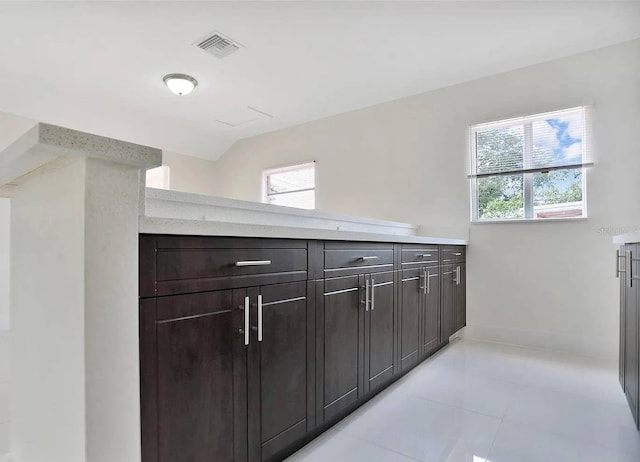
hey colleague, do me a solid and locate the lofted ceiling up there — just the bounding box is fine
[0,2,638,161]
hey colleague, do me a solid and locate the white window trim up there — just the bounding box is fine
[469,107,590,223]
[262,161,316,206]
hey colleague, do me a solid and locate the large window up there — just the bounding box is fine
[263,162,315,209]
[470,107,590,222]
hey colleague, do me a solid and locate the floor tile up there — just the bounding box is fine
[398,366,517,418]
[339,394,500,462]
[503,383,640,458]
[286,431,419,462]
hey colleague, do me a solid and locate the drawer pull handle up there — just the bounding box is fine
[454,252,462,256]
[418,254,432,258]
[235,260,272,267]
[359,256,378,261]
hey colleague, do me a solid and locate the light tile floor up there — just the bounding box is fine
[286,339,640,462]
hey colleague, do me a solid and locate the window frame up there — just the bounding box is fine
[469,107,590,223]
[262,161,316,209]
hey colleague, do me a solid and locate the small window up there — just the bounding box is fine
[146,165,170,189]
[470,107,590,222]
[263,162,315,209]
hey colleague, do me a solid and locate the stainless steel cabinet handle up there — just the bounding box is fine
[427,270,431,295]
[616,249,620,278]
[370,277,375,311]
[362,278,370,311]
[359,256,378,261]
[244,296,250,346]
[627,250,633,288]
[421,270,427,294]
[257,295,263,342]
[418,253,432,258]
[453,266,460,285]
[454,252,462,256]
[235,260,272,267]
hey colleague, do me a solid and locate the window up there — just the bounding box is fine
[263,162,315,209]
[470,107,590,222]
[146,165,170,189]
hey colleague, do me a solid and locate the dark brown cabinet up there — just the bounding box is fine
[139,291,248,462]
[440,264,457,343]
[315,275,364,422]
[399,265,441,370]
[399,267,422,370]
[455,263,467,332]
[140,235,468,461]
[247,281,316,461]
[362,271,396,393]
[619,244,639,429]
[315,270,396,423]
[422,266,441,357]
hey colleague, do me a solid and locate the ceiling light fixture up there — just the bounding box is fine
[163,73,198,96]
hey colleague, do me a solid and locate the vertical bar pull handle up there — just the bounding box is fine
[370,278,375,311]
[616,249,620,278]
[362,278,370,311]
[423,270,428,295]
[627,250,633,288]
[244,296,250,346]
[257,294,263,342]
[427,270,431,295]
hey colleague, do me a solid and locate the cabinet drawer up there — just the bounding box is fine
[140,235,308,296]
[441,245,465,263]
[323,241,394,277]
[401,245,439,267]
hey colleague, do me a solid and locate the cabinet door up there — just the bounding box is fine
[440,264,457,344]
[619,247,626,389]
[455,263,466,331]
[364,271,396,392]
[623,244,639,426]
[399,268,421,370]
[140,290,248,462]
[247,281,315,461]
[316,276,364,423]
[422,266,440,357]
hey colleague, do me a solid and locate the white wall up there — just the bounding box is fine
[209,39,640,360]
[0,199,8,331]
[162,150,220,196]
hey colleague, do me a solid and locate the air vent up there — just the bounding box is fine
[194,31,242,59]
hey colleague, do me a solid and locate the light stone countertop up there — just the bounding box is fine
[140,216,468,245]
[141,189,468,245]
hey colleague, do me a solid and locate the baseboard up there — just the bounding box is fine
[461,324,618,363]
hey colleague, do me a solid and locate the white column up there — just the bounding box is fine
[1,124,161,462]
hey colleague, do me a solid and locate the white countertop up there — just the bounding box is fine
[613,231,640,245]
[141,189,468,245]
[140,217,468,245]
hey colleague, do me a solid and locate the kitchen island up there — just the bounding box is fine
[139,189,468,462]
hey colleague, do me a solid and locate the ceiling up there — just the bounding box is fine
[0,2,638,161]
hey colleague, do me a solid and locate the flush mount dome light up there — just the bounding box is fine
[163,73,198,96]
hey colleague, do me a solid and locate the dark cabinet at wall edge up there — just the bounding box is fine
[139,235,467,462]
[618,244,640,431]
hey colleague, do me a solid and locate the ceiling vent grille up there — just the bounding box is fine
[194,31,242,58]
